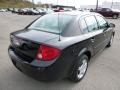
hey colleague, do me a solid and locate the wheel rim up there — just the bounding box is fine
[113,15,117,19]
[77,59,88,79]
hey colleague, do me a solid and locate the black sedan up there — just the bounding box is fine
[8,11,115,82]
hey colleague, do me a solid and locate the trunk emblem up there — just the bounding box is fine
[12,37,24,47]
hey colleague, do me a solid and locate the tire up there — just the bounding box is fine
[106,35,114,47]
[113,15,118,19]
[69,55,89,82]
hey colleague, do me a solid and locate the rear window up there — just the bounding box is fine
[28,14,74,34]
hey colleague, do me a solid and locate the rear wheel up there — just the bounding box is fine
[69,55,89,82]
[113,15,118,19]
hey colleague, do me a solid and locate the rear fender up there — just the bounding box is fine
[78,48,88,57]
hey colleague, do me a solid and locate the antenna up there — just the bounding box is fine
[57,0,61,41]
[58,13,61,41]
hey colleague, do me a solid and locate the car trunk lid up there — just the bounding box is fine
[10,29,58,62]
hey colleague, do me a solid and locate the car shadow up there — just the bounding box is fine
[89,47,109,66]
[2,62,80,90]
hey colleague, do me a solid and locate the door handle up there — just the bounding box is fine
[91,38,95,43]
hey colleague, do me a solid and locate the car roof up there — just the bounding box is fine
[47,11,102,37]
[51,11,99,17]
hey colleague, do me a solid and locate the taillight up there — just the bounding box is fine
[36,45,61,61]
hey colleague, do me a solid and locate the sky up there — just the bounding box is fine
[30,0,119,7]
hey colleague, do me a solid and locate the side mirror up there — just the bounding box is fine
[109,23,115,28]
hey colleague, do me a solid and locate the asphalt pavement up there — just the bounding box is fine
[0,12,120,90]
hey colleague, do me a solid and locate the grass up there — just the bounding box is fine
[0,1,33,8]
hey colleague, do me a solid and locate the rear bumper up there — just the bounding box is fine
[8,48,68,82]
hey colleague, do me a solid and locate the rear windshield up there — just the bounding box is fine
[28,14,74,34]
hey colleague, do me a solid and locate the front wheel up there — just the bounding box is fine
[106,35,114,47]
[69,55,89,82]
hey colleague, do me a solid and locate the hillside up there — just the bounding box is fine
[0,0,33,8]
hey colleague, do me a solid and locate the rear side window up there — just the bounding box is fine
[85,16,98,32]
[79,19,88,33]
[96,16,108,29]
[102,8,107,12]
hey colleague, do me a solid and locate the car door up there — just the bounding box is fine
[95,15,113,46]
[84,15,105,54]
